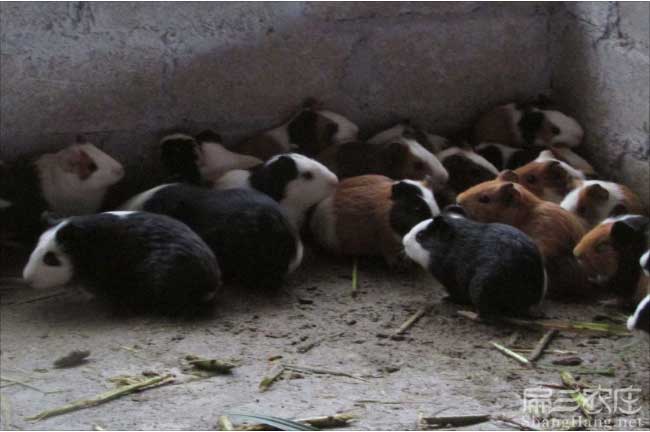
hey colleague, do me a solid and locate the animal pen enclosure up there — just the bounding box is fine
[0,2,648,431]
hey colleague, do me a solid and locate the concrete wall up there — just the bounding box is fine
[0,2,551,195]
[550,2,649,205]
[1,2,648,204]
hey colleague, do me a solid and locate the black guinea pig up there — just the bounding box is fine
[22,211,221,315]
[121,184,303,289]
[627,251,650,337]
[402,207,546,316]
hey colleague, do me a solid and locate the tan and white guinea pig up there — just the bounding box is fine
[367,121,450,154]
[561,180,645,228]
[513,151,585,203]
[316,138,449,188]
[574,215,649,304]
[234,99,359,160]
[310,174,440,267]
[457,171,590,298]
[473,103,584,148]
[161,131,262,184]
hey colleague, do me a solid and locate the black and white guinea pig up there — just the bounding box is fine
[402,207,546,316]
[474,142,543,170]
[234,99,359,160]
[367,122,450,154]
[316,137,449,188]
[0,141,124,244]
[160,132,262,184]
[213,153,338,229]
[310,175,439,267]
[121,184,302,289]
[22,211,221,315]
[473,103,584,148]
[435,146,499,194]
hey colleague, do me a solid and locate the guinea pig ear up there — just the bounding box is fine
[498,182,520,205]
[195,130,222,143]
[498,170,519,183]
[391,181,418,201]
[443,204,466,217]
[586,184,609,201]
[58,147,95,179]
[611,216,650,244]
[288,110,318,146]
[544,160,568,178]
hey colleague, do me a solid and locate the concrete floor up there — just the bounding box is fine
[0,248,648,430]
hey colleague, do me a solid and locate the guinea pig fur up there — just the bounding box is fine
[0,142,124,243]
[474,142,543,171]
[234,100,359,160]
[436,146,499,194]
[160,132,262,184]
[561,180,645,228]
[310,174,439,267]
[121,184,303,289]
[213,153,338,229]
[627,294,650,337]
[513,156,585,203]
[367,122,450,154]
[402,211,546,316]
[316,138,449,187]
[22,211,221,315]
[457,172,590,298]
[473,103,584,148]
[574,215,650,304]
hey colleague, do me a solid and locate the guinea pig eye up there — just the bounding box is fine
[416,230,426,242]
[578,206,586,215]
[551,126,560,135]
[301,171,314,180]
[525,174,537,184]
[43,251,61,267]
[478,195,491,204]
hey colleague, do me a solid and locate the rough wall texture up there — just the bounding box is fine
[550,2,649,205]
[1,2,648,204]
[0,2,551,196]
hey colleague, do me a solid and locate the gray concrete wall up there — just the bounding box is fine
[0,2,552,193]
[550,2,649,205]
[1,2,648,204]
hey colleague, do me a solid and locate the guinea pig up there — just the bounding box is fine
[435,147,499,194]
[627,294,650,337]
[22,211,221,315]
[474,142,543,170]
[573,215,649,304]
[513,155,585,203]
[160,131,261,184]
[473,103,584,148]
[0,141,124,244]
[234,99,359,160]
[316,138,449,187]
[457,172,590,298]
[561,180,645,228]
[367,122,450,154]
[310,174,439,267]
[121,184,302,289]
[402,208,546,316]
[213,153,338,229]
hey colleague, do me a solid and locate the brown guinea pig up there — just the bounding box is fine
[234,99,359,160]
[309,175,440,267]
[561,180,646,228]
[513,154,585,203]
[457,171,590,298]
[316,138,449,188]
[573,215,649,304]
[473,103,584,148]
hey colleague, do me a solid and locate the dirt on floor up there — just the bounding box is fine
[0,247,649,431]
